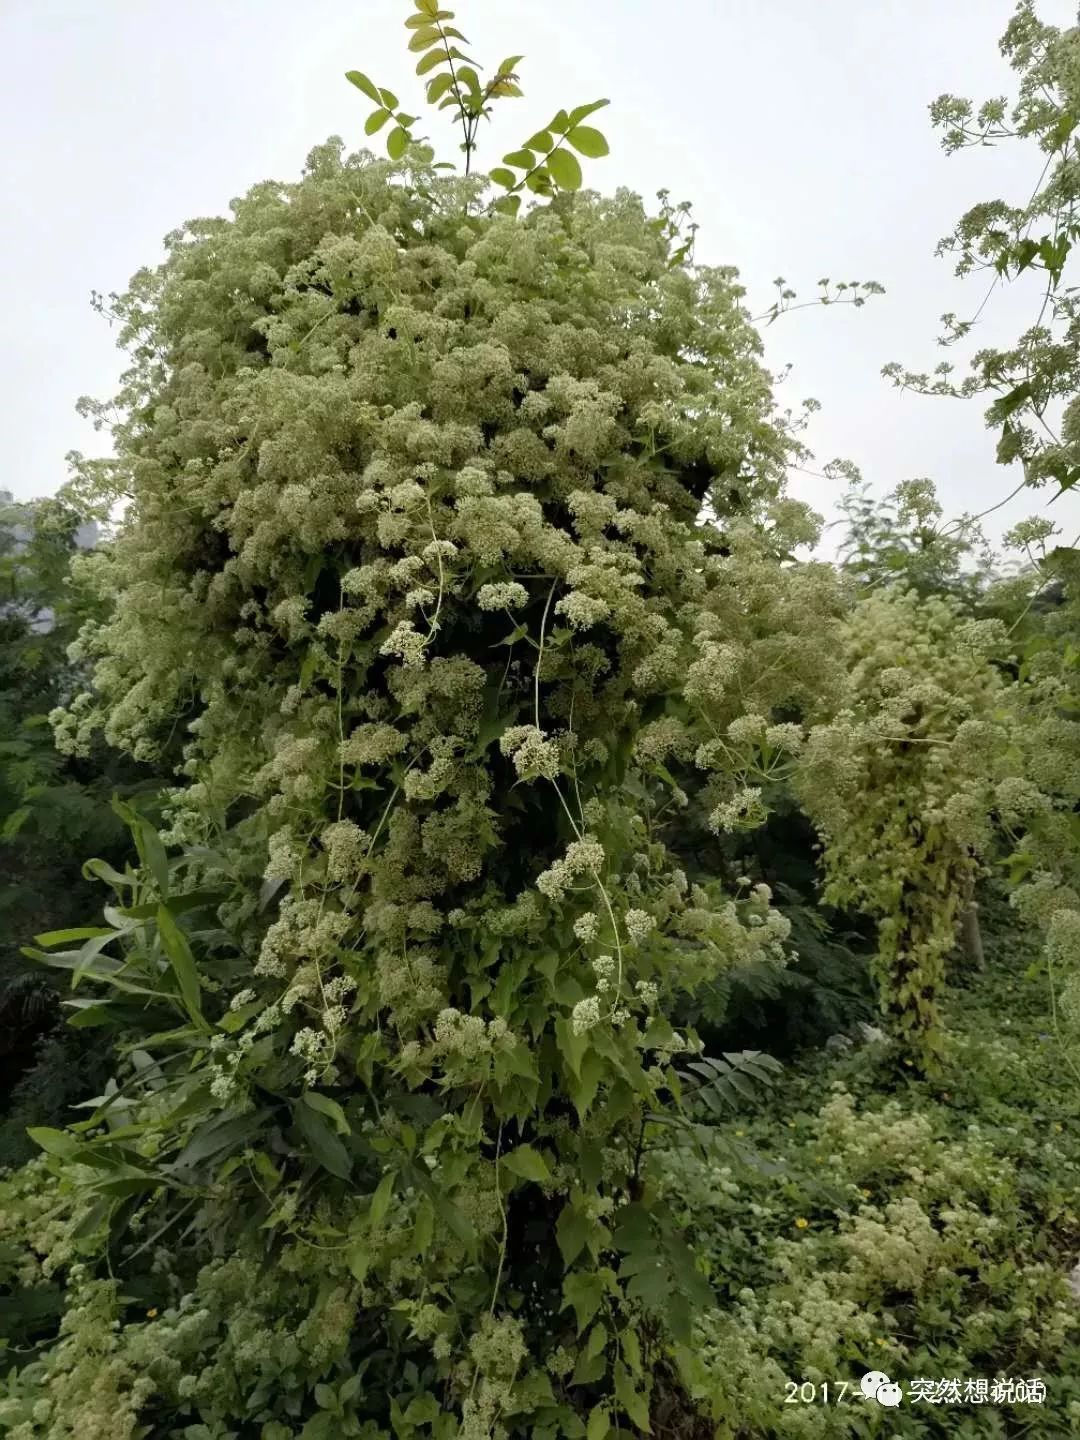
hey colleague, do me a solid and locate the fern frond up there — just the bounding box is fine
[681,1049,783,1117]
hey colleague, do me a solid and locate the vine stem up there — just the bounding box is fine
[1045,942,1080,1088]
[532,576,627,1006]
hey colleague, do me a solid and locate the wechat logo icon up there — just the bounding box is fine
[861,1371,903,1407]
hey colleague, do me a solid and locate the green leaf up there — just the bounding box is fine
[621,1256,669,1313]
[293,1100,352,1179]
[345,70,383,104]
[1,805,30,840]
[405,8,452,26]
[566,125,609,158]
[572,1321,609,1384]
[503,148,535,170]
[426,72,454,102]
[525,129,554,153]
[156,905,204,1026]
[172,1112,259,1171]
[546,148,583,191]
[34,926,113,947]
[370,1170,396,1228]
[71,1196,114,1239]
[27,1127,77,1159]
[82,857,135,889]
[586,1407,611,1440]
[416,49,447,76]
[556,1015,588,1079]
[217,999,263,1033]
[496,54,524,76]
[408,26,441,51]
[568,99,610,125]
[492,193,522,217]
[497,1040,539,1082]
[413,1194,435,1255]
[614,1364,651,1431]
[365,107,392,135]
[570,1049,604,1120]
[387,126,410,161]
[613,1203,653,1255]
[135,817,169,897]
[64,1001,113,1029]
[379,86,399,108]
[557,1201,591,1265]
[403,1396,441,1425]
[347,1242,370,1283]
[563,1270,606,1333]
[433,1193,478,1250]
[489,167,517,189]
[301,1091,351,1136]
[501,1143,551,1184]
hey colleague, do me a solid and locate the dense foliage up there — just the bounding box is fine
[0,496,148,1166]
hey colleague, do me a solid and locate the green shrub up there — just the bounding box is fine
[6,123,845,1435]
[660,917,1080,1436]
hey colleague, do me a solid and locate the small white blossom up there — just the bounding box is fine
[571,996,601,1035]
[477,581,529,611]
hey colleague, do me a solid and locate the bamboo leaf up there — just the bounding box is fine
[301,1091,351,1136]
[293,1099,352,1179]
[155,905,204,1026]
[34,926,114,946]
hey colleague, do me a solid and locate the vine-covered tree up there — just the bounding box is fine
[0,5,848,1423]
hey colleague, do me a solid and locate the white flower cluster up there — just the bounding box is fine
[573,912,599,942]
[624,908,655,944]
[380,620,428,668]
[476,581,528,611]
[320,820,371,883]
[709,785,766,834]
[433,1007,512,1060]
[592,953,616,994]
[536,836,606,901]
[554,590,611,631]
[571,996,601,1035]
[498,724,560,781]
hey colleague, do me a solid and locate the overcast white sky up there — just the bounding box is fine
[4,0,1079,554]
